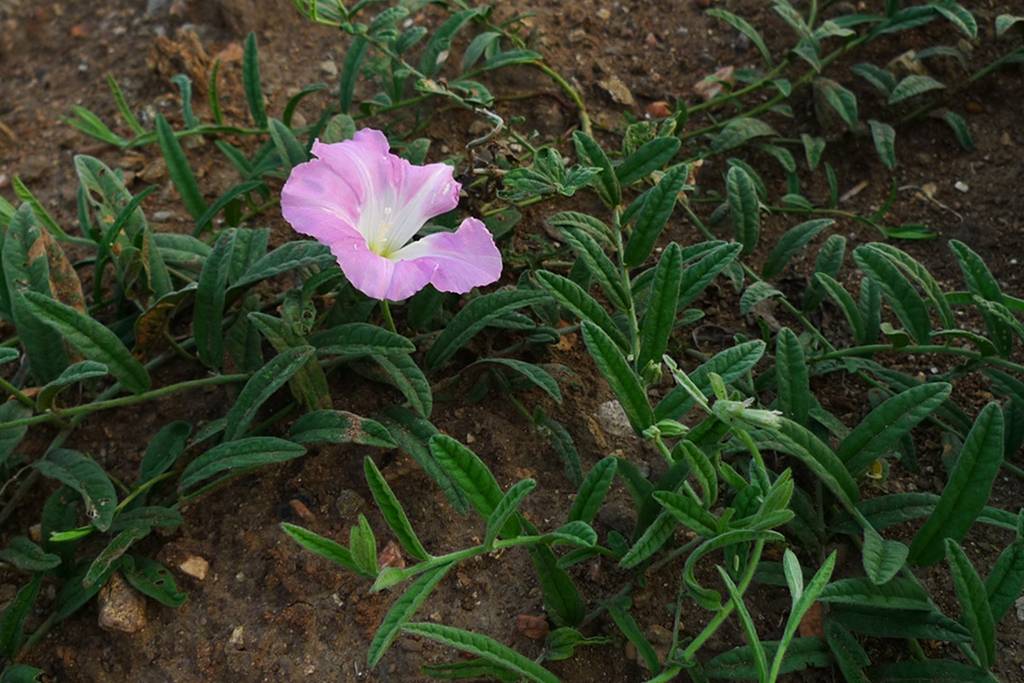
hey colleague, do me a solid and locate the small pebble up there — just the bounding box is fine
[179,555,209,581]
[954,181,969,193]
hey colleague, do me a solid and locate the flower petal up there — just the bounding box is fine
[326,222,434,302]
[391,218,502,294]
[378,160,461,254]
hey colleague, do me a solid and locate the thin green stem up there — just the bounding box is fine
[0,376,34,409]
[0,373,249,432]
[379,300,397,334]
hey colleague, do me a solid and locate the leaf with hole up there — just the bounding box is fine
[33,448,116,531]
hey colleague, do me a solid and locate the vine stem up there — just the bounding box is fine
[810,344,1024,375]
[531,62,592,135]
[0,376,34,409]
[379,300,398,334]
[0,373,249,432]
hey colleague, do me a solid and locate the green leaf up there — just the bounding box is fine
[762,219,832,279]
[179,437,306,492]
[677,242,742,309]
[862,528,909,585]
[853,245,931,343]
[932,0,977,38]
[137,421,191,485]
[545,211,614,248]
[985,534,1024,623]
[581,321,654,433]
[83,525,151,588]
[232,240,334,290]
[369,352,433,418]
[872,659,995,682]
[0,402,29,467]
[867,242,955,328]
[533,410,581,486]
[775,328,810,426]
[568,457,617,524]
[154,114,207,220]
[705,638,830,679]
[717,566,768,682]
[726,165,760,255]
[0,665,43,683]
[0,576,41,658]
[909,403,1004,565]
[675,440,718,507]
[815,273,866,341]
[368,562,452,667]
[655,340,766,420]
[36,360,108,412]
[771,551,837,679]
[193,229,236,369]
[839,382,952,476]
[559,228,629,311]
[0,537,60,572]
[711,117,777,153]
[685,530,786,609]
[615,137,681,186]
[889,75,945,104]
[33,448,117,531]
[869,119,897,169]
[242,32,267,126]
[288,410,395,448]
[121,555,187,607]
[825,621,870,683]
[281,522,359,574]
[950,239,1014,355]
[801,134,826,170]
[815,78,859,128]
[311,322,415,357]
[322,113,356,143]
[624,163,688,267]
[425,290,549,370]
[402,623,558,683]
[619,511,676,569]
[853,63,897,95]
[707,8,772,65]
[22,292,148,393]
[469,358,561,403]
[418,9,482,77]
[940,110,974,151]
[429,435,504,518]
[364,457,430,561]
[268,118,307,170]
[740,281,782,315]
[484,480,535,548]
[945,539,995,667]
[224,346,315,441]
[754,418,860,506]
[607,599,660,672]
[819,577,930,611]
[350,516,379,578]
[380,408,468,514]
[654,490,717,536]
[572,131,620,207]
[637,243,684,370]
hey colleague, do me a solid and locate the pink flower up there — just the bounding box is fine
[281,129,502,301]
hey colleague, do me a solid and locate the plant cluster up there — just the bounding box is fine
[0,1,1023,682]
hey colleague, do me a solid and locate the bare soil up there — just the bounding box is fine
[1,0,1023,681]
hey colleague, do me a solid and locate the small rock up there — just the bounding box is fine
[1015,596,1024,622]
[965,101,983,114]
[319,60,338,77]
[335,489,366,519]
[624,641,637,660]
[954,181,969,193]
[598,75,636,106]
[69,24,89,38]
[289,499,316,524]
[465,432,477,444]
[152,210,175,222]
[646,624,673,645]
[596,400,633,438]
[644,33,658,47]
[98,573,147,633]
[379,540,406,570]
[227,625,245,649]
[28,524,42,543]
[646,101,672,118]
[596,7,611,20]
[515,614,549,640]
[139,158,166,183]
[1001,131,1013,146]
[179,555,209,581]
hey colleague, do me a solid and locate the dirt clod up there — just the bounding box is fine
[515,614,549,640]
